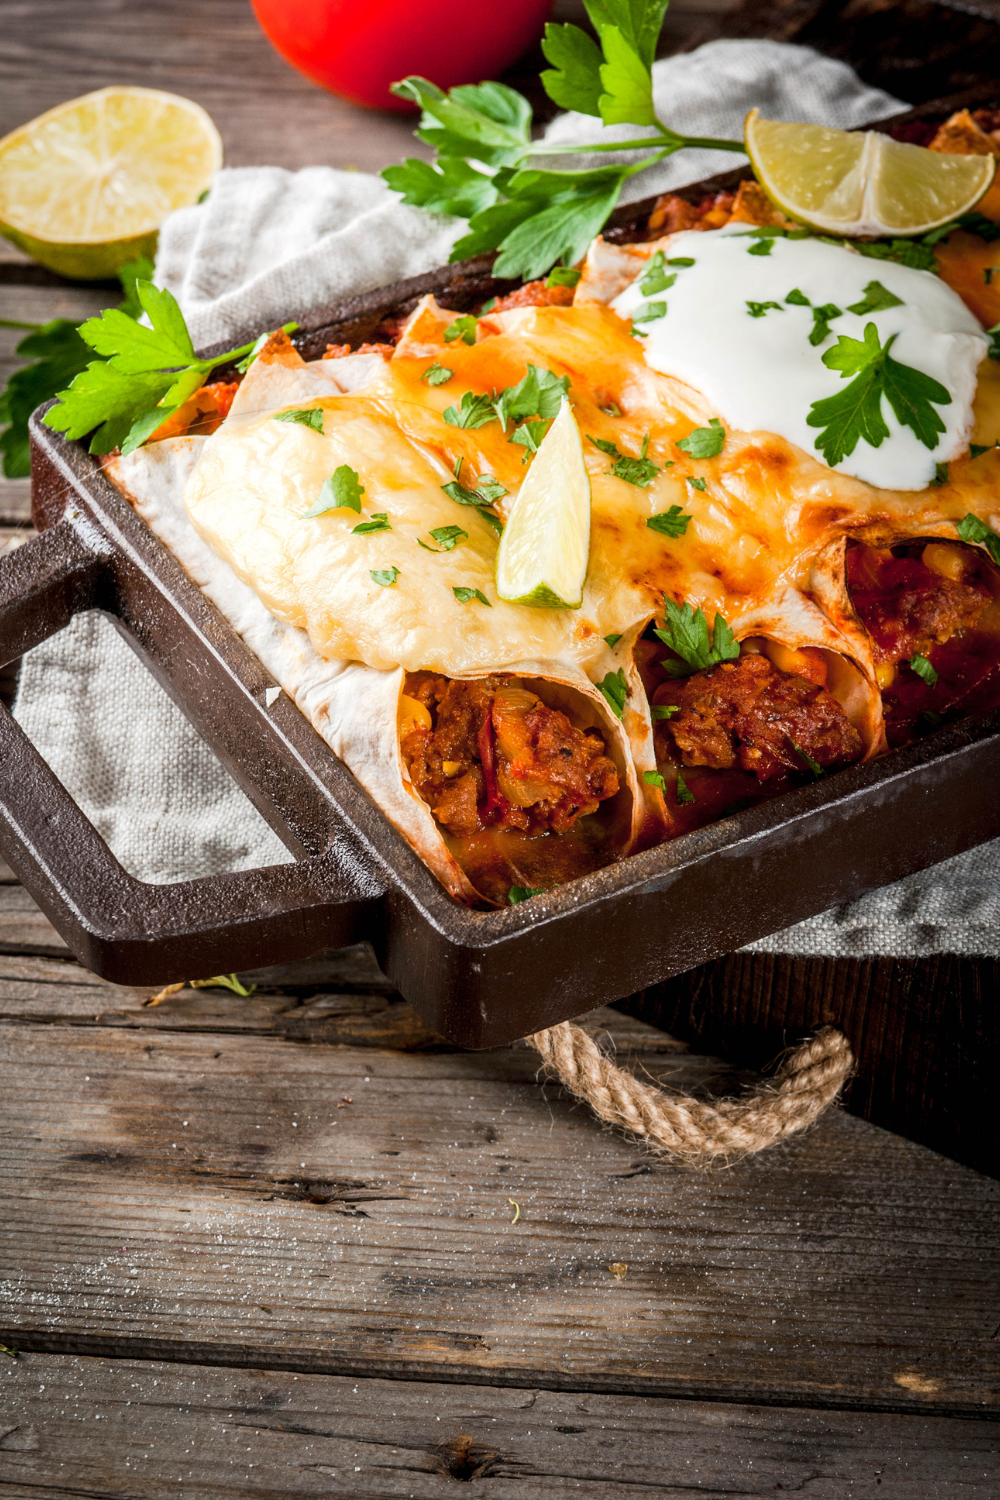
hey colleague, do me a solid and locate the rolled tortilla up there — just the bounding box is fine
[104,438,639,905]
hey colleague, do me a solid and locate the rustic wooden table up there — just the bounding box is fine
[1,2,999,1494]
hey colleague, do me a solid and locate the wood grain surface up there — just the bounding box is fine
[0,910,997,1421]
[0,1353,997,1498]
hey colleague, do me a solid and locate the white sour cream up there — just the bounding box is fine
[611,225,988,490]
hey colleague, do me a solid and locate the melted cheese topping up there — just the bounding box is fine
[612,226,988,490]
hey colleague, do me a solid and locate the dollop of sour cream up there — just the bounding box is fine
[611,225,988,490]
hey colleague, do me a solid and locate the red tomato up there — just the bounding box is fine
[250,0,553,113]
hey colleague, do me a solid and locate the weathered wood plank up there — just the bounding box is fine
[0,887,67,956]
[0,1353,997,1499]
[0,1007,996,1415]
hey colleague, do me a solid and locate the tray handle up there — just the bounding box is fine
[0,520,387,985]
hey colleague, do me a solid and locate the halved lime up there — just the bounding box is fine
[745,108,996,237]
[495,399,590,609]
[0,87,222,279]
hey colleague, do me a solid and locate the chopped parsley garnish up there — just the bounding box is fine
[650,703,679,719]
[546,265,580,288]
[647,505,691,538]
[667,256,695,267]
[508,885,546,904]
[970,442,997,458]
[930,462,949,486]
[441,477,506,531]
[676,417,724,458]
[444,315,477,345]
[510,418,551,459]
[643,769,666,790]
[353,512,391,535]
[846,280,904,316]
[422,362,453,385]
[588,432,660,488]
[957,512,1000,565]
[675,770,695,804]
[604,633,622,648]
[442,479,493,506]
[919,710,944,729]
[987,322,1000,361]
[453,585,491,605]
[418,524,467,552]
[633,300,667,323]
[747,238,773,257]
[790,740,823,778]
[370,567,399,586]
[443,390,495,429]
[909,653,939,686]
[640,251,677,296]
[274,406,324,432]
[808,303,843,347]
[806,322,951,468]
[597,668,628,718]
[493,364,569,428]
[785,288,810,306]
[600,402,622,417]
[746,300,783,319]
[473,475,508,504]
[302,464,364,516]
[478,510,504,536]
[686,476,707,492]
[654,598,739,676]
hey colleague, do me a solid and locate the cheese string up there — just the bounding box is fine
[525,1023,853,1165]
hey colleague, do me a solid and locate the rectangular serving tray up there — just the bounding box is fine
[5,89,1000,1049]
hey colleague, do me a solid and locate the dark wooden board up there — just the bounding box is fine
[0,941,997,1420]
[0,1353,997,1498]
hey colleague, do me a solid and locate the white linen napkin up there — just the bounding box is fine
[20,38,996,959]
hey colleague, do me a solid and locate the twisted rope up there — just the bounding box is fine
[526,1022,853,1166]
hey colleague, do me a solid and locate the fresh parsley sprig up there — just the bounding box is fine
[381,0,744,282]
[41,277,298,457]
[806,322,951,469]
[654,598,740,676]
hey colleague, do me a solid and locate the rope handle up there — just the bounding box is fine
[526,1022,854,1165]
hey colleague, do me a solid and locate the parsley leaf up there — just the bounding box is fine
[747,239,773,256]
[422,362,453,385]
[647,505,690,537]
[418,525,468,553]
[381,156,498,218]
[473,475,507,504]
[633,299,667,323]
[546,265,581,287]
[747,300,783,319]
[588,433,661,488]
[371,567,399,586]
[508,884,546,904]
[676,417,724,458]
[443,390,496,429]
[353,514,392,535]
[643,769,666,790]
[686,476,707,491]
[302,465,364,516]
[0,315,95,476]
[444,315,478,346]
[640,251,676,296]
[930,462,949,487]
[790,740,823,777]
[806,322,950,467]
[909,653,939,685]
[675,769,696,804]
[274,407,325,432]
[808,303,843,346]
[785,288,810,306]
[651,703,679,719]
[453,585,491,605]
[510,419,552,458]
[390,76,532,167]
[654,598,739,676]
[42,363,177,455]
[597,667,628,717]
[493,364,570,427]
[604,633,622,648]
[846,279,904,316]
[957,513,1000,566]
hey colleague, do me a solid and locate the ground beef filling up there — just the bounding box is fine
[401,676,619,837]
[653,654,861,782]
[846,544,990,664]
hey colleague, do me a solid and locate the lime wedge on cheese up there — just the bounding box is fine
[495,398,590,609]
[0,87,222,279]
[745,108,996,237]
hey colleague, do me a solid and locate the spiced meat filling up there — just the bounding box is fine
[653,653,861,782]
[401,674,619,837]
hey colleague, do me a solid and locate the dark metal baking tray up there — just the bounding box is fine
[3,90,999,1048]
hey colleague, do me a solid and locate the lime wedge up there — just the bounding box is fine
[0,86,222,279]
[495,398,590,609]
[745,108,996,237]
